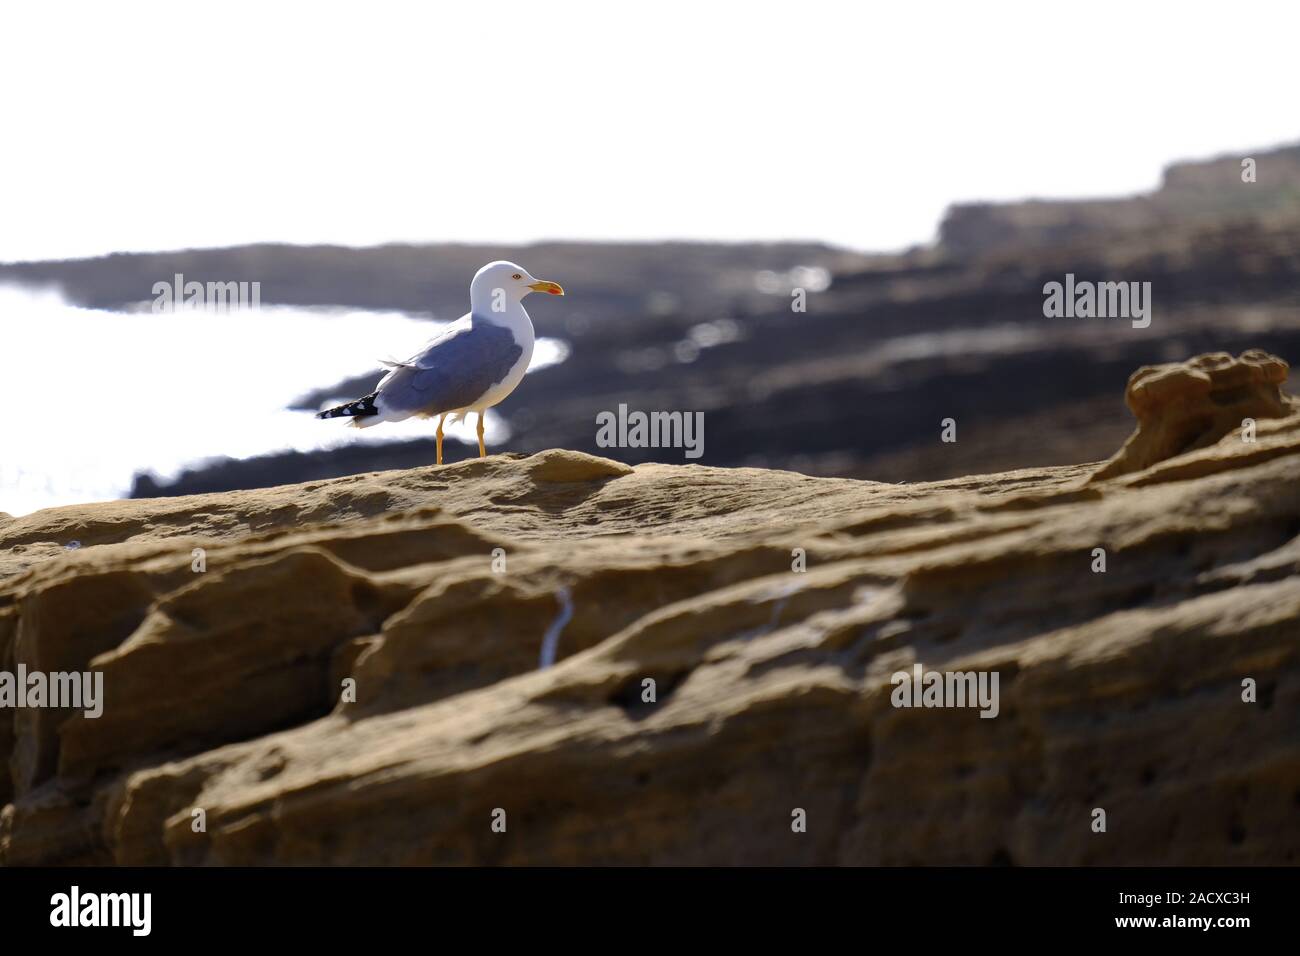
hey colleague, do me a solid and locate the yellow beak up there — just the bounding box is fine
[528,279,565,296]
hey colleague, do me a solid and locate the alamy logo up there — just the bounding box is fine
[890,664,1000,718]
[1042,273,1151,329]
[0,665,103,718]
[50,886,151,936]
[595,404,704,459]
[152,273,261,312]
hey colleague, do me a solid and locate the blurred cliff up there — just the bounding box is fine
[2,143,1299,494]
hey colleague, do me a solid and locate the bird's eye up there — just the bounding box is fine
[512,273,522,280]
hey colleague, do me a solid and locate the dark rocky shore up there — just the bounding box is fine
[4,144,1300,493]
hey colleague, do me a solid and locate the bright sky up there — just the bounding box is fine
[3,0,1297,262]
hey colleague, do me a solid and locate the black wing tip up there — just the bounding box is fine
[317,393,380,420]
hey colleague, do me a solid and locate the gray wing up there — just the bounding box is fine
[376,314,523,417]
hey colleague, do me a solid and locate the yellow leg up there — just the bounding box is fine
[436,415,445,465]
[477,412,487,458]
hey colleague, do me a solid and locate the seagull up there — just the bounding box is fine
[317,260,564,464]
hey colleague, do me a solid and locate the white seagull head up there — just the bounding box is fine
[470,260,564,311]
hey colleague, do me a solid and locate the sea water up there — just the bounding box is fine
[0,284,568,516]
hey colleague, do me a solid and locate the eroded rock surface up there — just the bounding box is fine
[1,358,1298,865]
[1093,350,1298,480]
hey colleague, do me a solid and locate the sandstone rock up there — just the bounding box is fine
[1092,350,1298,480]
[1,354,1298,865]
